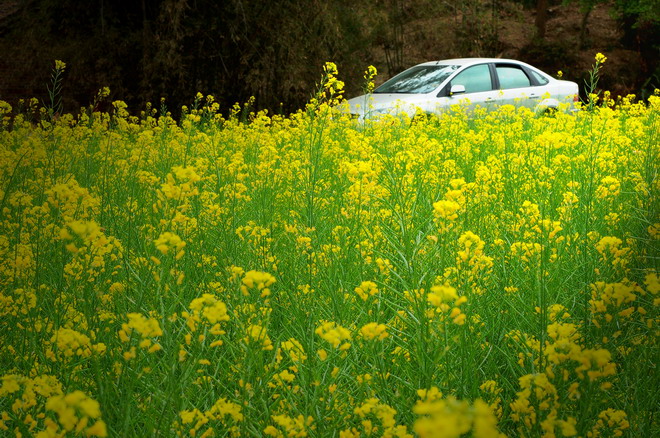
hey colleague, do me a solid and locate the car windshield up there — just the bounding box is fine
[374,65,460,94]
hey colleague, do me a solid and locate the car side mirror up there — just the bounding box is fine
[450,84,466,96]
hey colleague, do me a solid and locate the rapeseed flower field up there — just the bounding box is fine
[0,61,658,437]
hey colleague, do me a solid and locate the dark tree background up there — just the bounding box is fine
[0,0,657,116]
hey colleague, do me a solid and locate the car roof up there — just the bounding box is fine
[418,58,526,67]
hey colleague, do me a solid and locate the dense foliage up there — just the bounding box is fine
[0,64,658,436]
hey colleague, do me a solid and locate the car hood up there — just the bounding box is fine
[346,93,429,117]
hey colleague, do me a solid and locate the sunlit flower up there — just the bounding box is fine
[595,53,607,64]
[315,321,351,350]
[360,322,389,341]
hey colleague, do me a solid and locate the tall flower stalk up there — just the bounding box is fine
[584,53,607,111]
[46,60,66,121]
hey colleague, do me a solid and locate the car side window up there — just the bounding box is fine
[496,65,531,89]
[528,69,550,85]
[450,64,492,93]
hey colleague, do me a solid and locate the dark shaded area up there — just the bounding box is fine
[0,0,657,116]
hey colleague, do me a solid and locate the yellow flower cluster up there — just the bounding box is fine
[181,293,230,352]
[159,165,201,200]
[595,236,631,269]
[58,219,122,283]
[432,199,461,221]
[414,394,504,438]
[428,284,458,304]
[240,270,276,297]
[118,312,163,357]
[507,308,628,436]
[0,375,106,437]
[354,280,379,301]
[596,175,621,199]
[587,408,629,437]
[363,65,378,94]
[45,391,107,437]
[456,231,493,274]
[510,373,568,435]
[427,284,468,325]
[177,398,243,437]
[479,380,503,418]
[351,397,411,437]
[264,414,314,437]
[0,100,11,119]
[545,322,616,380]
[360,322,389,340]
[46,179,100,222]
[244,324,274,350]
[0,287,37,318]
[432,179,469,231]
[48,327,106,360]
[1,374,62,421]
[315,321,351,350]
[279,338,307,363]
[590,281,638,325]
[318,61,345,106]
[154,231,186,258]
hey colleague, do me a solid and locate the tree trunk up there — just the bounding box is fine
[579,7,593,50]
[535,0,548,39]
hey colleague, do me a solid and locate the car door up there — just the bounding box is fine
[494,63,545,109]
[441,63,500,112]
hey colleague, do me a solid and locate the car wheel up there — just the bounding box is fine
[541,106,558,117]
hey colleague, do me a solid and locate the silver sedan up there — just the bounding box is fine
[347,58,579,119]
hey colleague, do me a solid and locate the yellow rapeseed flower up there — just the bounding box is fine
[355,280,379,301]
[315,321,351,350]
[154,231,186,258]
[245,324,274,350]
[595,52,607,64]
[241,270,276,297]
[428,284,458,305]
[360,322,389,341]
